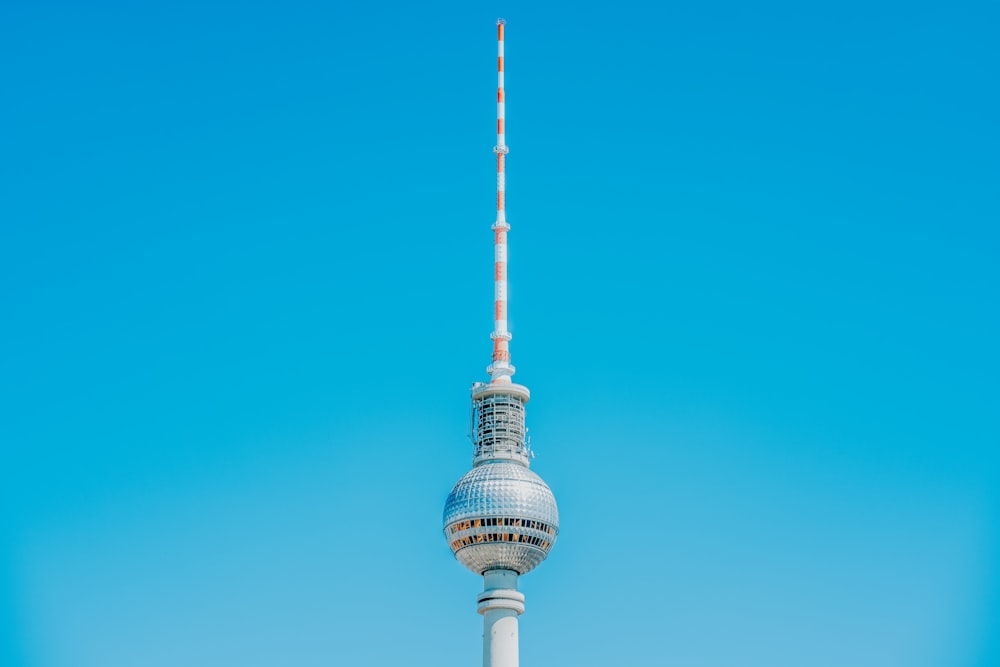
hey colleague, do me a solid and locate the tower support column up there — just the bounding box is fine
[477,569,524,667]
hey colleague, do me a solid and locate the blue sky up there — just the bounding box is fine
[2,1,997,665]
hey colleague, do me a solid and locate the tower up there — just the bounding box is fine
[443,19,559,667]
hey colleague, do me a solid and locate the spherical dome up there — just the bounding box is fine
[443,461,559,575]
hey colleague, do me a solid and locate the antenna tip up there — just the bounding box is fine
[497,18,506,25]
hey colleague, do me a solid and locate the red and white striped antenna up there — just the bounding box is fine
[488,18,514,385]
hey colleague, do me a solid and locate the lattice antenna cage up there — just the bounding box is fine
[472,392,529,464]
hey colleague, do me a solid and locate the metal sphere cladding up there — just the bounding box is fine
[443,461,559,575]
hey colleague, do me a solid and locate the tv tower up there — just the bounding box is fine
[443,19,559,667]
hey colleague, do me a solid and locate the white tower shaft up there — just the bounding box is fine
[489,18,514,385]
[478,569,524,667]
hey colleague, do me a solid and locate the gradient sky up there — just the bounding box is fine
[2,1,998,666]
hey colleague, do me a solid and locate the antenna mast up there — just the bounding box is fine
[489,18,514,385]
